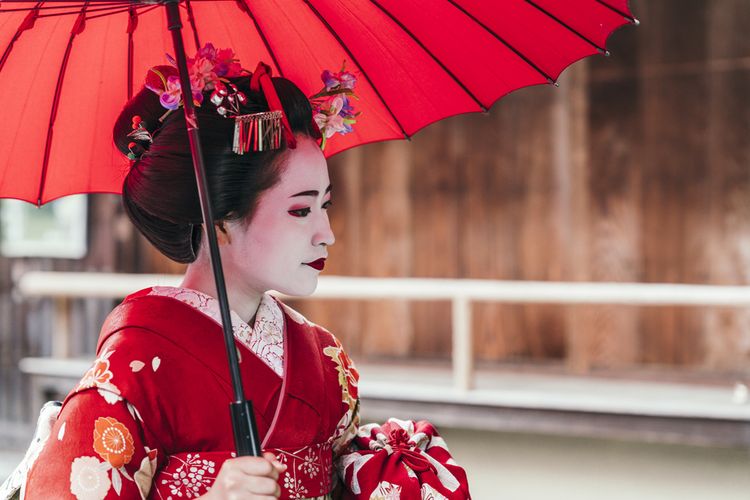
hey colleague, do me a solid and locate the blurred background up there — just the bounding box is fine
[1,1,749,498]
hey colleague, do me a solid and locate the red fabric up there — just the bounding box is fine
[250,61,297,148]
[0,1,633,204]
[23,290,355,499]
[339,419,471,499]
[153,442,334,498]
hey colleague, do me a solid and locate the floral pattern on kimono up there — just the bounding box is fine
[23,287,361,500]
[23,286,470,499]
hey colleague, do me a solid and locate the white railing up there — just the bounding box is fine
[16,271,750,395]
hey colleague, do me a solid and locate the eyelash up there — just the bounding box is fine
[288,200,333,218]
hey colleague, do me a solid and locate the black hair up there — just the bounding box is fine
[113,75,317,263]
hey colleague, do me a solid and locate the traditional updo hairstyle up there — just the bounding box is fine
[113,75,318,263]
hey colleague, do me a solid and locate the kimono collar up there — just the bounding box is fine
[146,286,285,376]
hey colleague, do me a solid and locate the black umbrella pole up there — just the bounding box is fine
[164,0,261,458]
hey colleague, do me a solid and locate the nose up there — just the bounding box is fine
[313,213,335,248]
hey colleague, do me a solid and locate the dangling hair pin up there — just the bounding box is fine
[233,111,283,154]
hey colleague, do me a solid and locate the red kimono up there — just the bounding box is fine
[22,287,469,500]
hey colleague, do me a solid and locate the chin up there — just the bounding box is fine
[276,276,318,297]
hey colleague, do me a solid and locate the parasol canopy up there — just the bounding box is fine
[0,0,636,206]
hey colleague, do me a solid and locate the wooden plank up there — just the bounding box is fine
[579,66,642,370]
[410,117,460,359]
[703,0,750,371]
[459,107,521,362]
[358,140,414,357]
[511,84,565,360]
[638,0,710,367]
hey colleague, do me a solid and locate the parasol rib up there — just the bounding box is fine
[0,3,41,74]
[86,4,155,21]
[35,3,143,20]
[127,6,137,100]
[595,0,639,25]
[183,0,201,52]
[368,0,487,112]
[303,0,411,140]
[525,0,610,55]
[447,0,556,84]
[38,2,91,207]
[0,1,129,14]
[235,0,284,78]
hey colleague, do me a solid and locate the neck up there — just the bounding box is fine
[180,253,262,324]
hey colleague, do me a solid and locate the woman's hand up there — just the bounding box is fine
[199,452,287,499]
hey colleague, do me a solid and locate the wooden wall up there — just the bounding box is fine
[2,0,750,427]
[291,0,750,377]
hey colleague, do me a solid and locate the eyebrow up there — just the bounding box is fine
[290,184,332,198]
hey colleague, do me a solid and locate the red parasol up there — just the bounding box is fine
[0,0,636,205]
[0,0,636,456]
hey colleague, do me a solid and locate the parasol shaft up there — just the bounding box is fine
[164,0,261,457]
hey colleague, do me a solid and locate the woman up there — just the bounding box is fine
[21,46,470,500]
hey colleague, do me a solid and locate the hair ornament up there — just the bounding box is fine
[126,115,153,161]
[131,43,359,160]
[145,44,244,110]
[233,111,283,154]
[309,62,360,150]
[230,62,296,154]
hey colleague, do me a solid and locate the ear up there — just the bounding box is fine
[215,221,232,245]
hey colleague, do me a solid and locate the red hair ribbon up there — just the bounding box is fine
[250,62,297,149]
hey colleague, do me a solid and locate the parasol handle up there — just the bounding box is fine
[163,0,261,457]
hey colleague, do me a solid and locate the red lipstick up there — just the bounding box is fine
[304,258,326,271]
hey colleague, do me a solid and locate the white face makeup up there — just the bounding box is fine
[219,136,335,297]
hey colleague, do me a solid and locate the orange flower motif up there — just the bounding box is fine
[93,417,135,469]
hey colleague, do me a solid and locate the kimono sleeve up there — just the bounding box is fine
[24,388,159,500]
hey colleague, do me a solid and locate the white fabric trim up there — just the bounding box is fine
[147,287,284,376]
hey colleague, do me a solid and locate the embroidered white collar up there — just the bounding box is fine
[147,286,285,376]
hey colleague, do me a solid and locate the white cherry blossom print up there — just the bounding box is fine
[369,481,402,500]
[421,483,449,500]
[77,349,122,404]
[69,456,111,500]
[298,448,321,478]
[129,360,145,372]
[159,453,216,498]
[282,471,309,498]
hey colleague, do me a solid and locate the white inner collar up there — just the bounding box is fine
[147,286,285,376]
